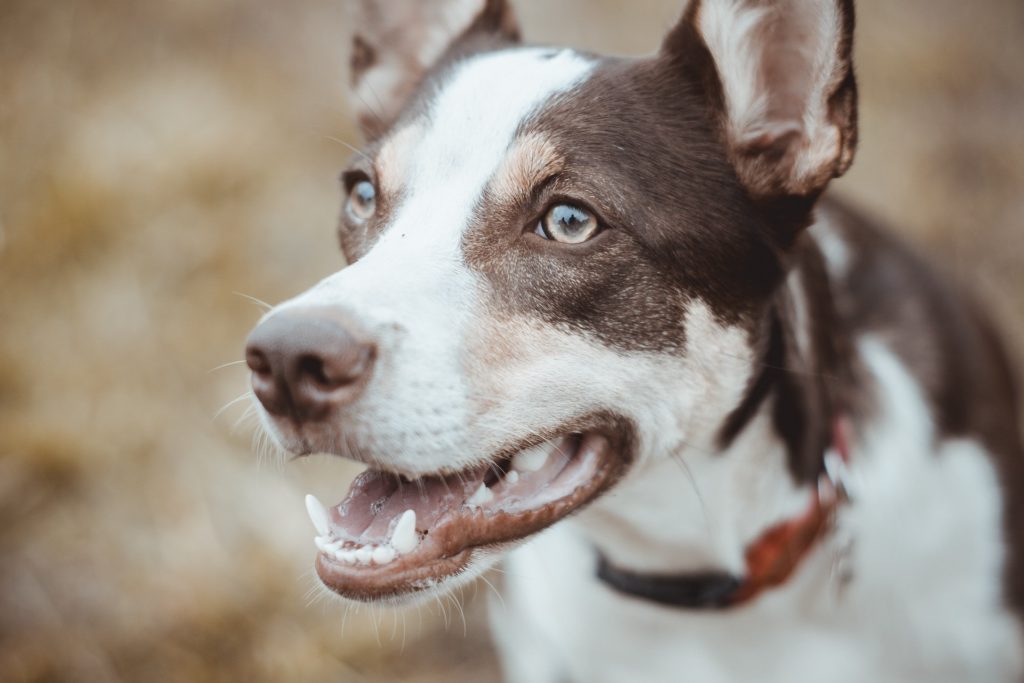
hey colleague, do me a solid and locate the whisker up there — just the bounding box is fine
[324,135,373,163]
[389,604,399,642]
[479,573,506,611]
[371,603,382,648]
[449,589,468,638]
[669,450,710,530]
[209,359,248,373]
[213,392,254,421]
[232,291,273,311]
[433,593,450,630]
[358,79,389,131]
[401,606,408,653]
[232,404,258,431]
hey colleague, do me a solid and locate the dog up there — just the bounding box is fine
[243,0,1024,680]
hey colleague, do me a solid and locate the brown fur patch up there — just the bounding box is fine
[486,133,564,207]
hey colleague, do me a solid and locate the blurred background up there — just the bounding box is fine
[0,0,1022,681]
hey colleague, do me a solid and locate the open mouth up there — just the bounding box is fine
[304,430,628,601]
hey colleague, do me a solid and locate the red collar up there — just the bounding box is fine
[596,418,855,609]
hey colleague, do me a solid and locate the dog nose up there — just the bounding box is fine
[245,308,375,421]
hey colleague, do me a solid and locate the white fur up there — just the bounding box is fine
[786,265,813,361]
[259,47,594,474]
[810,205,853,278]
[493,335,1024,682]
[698,0,773,141]
[563,301,808,576]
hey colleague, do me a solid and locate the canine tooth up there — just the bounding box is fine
[314,536,331,553]
[355,545,374,565]
[512,445,549,472]
[391,509,419,555]
[372,546,396,565]
[505,470,520,485]
[337,548,357,563]
[305,494,330,537]
[467,483,494,506]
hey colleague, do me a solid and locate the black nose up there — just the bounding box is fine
[245,308,376,421]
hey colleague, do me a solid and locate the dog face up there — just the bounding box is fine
[245,0,857,602]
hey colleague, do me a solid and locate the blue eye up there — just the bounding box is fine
[347,180,377,221]
[536,203,600,244]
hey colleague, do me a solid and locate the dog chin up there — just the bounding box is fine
[292,424,633,603]
[321,547,506,609]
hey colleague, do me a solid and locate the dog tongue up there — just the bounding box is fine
[306,434,621,588]
[327,464,490,546]
[309,434,606,571]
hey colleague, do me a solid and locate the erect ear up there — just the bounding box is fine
[664,0,857,203]
[348,0,520,139]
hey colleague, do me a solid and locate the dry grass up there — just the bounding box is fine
[0,1,1021,681]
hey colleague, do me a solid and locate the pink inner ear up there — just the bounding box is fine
[348,0,520,139]
[759,5,828,124]
[693,0,856,197]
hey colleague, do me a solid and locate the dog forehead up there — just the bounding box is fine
[375,48,594,254]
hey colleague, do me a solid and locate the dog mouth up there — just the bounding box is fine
[305,430,628,601]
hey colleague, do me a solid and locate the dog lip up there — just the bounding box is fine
[312,429,629,601]
[314,548,475,602]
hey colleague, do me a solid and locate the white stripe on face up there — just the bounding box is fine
[263,48,594,474]
[380,47,595,265]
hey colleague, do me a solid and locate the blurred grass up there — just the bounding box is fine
[0,1,1022,681]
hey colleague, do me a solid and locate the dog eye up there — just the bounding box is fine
[346,179,377,222]
[535,203,600,244]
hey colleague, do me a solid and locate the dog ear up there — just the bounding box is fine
[348,0,520,139]
[664,0,857,205]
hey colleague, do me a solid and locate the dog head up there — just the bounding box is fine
[245,0,857,602]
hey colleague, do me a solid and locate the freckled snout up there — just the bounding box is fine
[245,308,376,422]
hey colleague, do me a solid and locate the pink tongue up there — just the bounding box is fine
[328,465,489,544]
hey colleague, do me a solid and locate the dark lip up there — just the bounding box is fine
[315,549,475,602]
[314,420,633,602]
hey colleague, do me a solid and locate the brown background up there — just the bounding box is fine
[1,1,1022,681]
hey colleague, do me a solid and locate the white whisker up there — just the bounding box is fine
[233,291,273,311]
[213,392,254,421]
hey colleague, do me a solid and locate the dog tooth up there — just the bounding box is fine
[355,545,374,565]
[505,470,520,485]
[314,536,331,553]
[512,445,549,472]
[467,483,494,506]
[305,494,330,537]
[337,548,357,564]
[391,509,419,555]
[372,546,396,565]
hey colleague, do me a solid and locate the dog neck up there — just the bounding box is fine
[577,229,853,585]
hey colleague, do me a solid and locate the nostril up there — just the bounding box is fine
[245,309,376,421]
[298,354,334,388]
[245,346,272,375]
[296,344,375,391]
